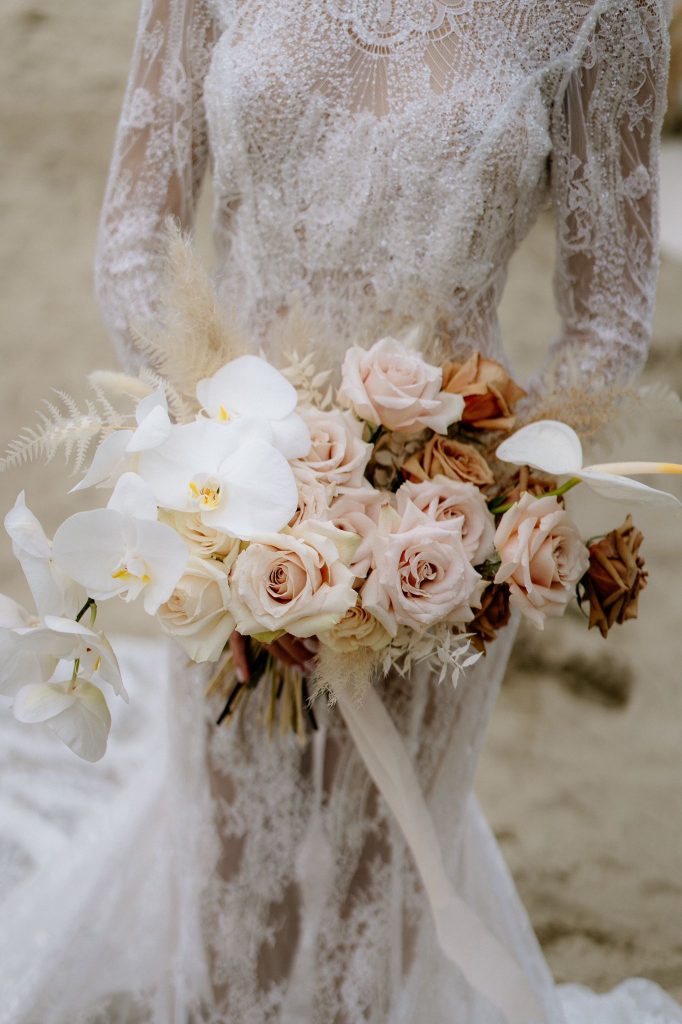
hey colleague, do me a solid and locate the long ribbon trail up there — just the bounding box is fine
[335,682,543,1024]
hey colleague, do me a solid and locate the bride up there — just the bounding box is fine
[0,1,680,1022]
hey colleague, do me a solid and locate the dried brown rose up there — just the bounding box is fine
[441,352,526,432]
[470,583,512,653]
[503,465,561,506]
[580,515,648,638]
[402,435,495,489]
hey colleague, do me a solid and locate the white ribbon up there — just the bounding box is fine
[335,682,543,1024]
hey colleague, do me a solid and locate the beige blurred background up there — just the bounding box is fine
[1,0,681,1002]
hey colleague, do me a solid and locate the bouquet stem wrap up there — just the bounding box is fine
[335,682,542,1024]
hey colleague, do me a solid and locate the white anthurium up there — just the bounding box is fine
[72,387,172,492]
[12,674,111,762]
[196,354,311,459]
[14,615,127,701]
[136,419,298,538]
[4,492,86,619]
[496,420,682,508]
[52,473,189,615]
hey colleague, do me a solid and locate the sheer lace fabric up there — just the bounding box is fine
[1,1,678,1023]
[96,0,669,385]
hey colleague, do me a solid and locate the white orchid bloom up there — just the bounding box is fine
[5,491,86,619]
[12,674,111,762]
[14,615,127,701]
[53,473,189,614]
[496,420,682,508]
[196,354,311,459]
[0,593,53,698]
[72,387,172,492]
[136,420,298,539]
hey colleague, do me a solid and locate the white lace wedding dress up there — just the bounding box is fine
[1,1,681,1022]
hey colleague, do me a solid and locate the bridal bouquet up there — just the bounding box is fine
[1,245,680,761]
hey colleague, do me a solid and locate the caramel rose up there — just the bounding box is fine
[441,352,526,431]
[580,515,648,638]
[402,435,495,489]
[469,583,512,653]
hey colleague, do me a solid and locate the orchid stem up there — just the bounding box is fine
[75,598,95,624]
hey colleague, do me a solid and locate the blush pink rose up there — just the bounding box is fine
[296,407,371,487]
[338,337,464,435]
[328,484,387,578]
[230,521,358,639]
[494,492,589,629]
[361,501,482,635]
[396,475,496,563]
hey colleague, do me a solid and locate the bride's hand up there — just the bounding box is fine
[229,631,317,680]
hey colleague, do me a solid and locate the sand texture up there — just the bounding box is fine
[0,0,681,1001]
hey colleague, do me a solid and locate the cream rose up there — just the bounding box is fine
[289,463,335,527]
[338,337,464,435]
[318,598,391,653]
[159,509,240,561]
[297,407,372,487]
[361,501,482,635]
[494,492,589,629]
[230,520,358,639]
[328,484,386,578]
[396,476,495,563]
[157,555,235,662]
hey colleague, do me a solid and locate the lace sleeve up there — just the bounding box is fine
[95,0,218,370]
[543,0,670,390]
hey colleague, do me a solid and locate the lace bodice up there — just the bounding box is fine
[96,0,669,387]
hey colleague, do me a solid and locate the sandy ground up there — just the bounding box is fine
[1,0,681,1003]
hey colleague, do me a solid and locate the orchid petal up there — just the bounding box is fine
[132,519,189,614]
[53,509,126,599]
[127,403,172,453]
[135,385,168,425]
[13,682,75,723]
[137,420,240,510]
[71,430,134,492]
[272,412,311,459]
[5,492,51,559]
[204,439,298,538]
[108,472,158,521]
[197,354,297,422]
[496,420,583,475]
[0,630,49,697]
[578,469,682,507]
[15,679,112,762]
[0,593,34,629]
[47,682,111,761]
[5,494,85,619]
[40,616,128,700]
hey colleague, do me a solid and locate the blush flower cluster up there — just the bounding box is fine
[1,333,680,760]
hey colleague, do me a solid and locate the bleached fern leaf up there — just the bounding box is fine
[0,389,128,474]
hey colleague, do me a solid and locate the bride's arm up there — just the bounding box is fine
[540,0,670,391]
[95,0,218,370]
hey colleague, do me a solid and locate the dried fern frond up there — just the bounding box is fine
[131,220,248,403]
[138,366,192,424]
[0,389,128,473]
